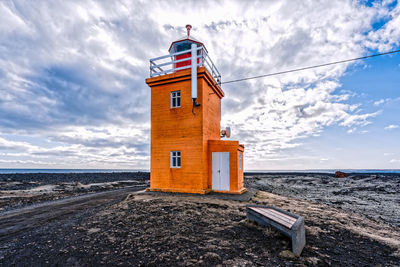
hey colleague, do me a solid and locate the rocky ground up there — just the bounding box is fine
[245,173,400,227]
[0,172,149,212]
[0,172,399,266]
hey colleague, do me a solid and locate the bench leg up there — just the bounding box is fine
[247,212,267,227]
[291,219,306,256]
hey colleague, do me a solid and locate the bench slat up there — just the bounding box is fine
[252,209,295,229]
[253,209,294,229]
[249,207,296,229]
[265,208,297,223]
[250,207,297,224]
[250,208,297,223]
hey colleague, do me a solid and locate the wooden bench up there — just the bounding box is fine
[246,204,306,256]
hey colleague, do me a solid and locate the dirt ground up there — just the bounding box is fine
[0,172,149,212]
[1,189,399,266]
[1,172,399,266]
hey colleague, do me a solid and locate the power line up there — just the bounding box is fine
[220,49,400,85]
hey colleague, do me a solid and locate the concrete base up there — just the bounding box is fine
[146,187,211,195]
[147,187,247,195]
[142,188,258,202]
[212,187,247,195]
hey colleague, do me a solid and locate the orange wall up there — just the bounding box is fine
[208,140,245,193]
[237,145,244,190]
[146,68,224,194]
[200,74,223,190]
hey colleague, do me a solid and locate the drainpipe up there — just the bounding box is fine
[191,43,200,107]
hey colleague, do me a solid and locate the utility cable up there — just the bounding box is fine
[219,49,400,85]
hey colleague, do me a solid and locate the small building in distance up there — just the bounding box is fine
[145,25,246,194]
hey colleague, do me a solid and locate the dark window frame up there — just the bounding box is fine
[170,151,181,168]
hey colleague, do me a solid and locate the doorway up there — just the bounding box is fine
[212,152,230,191]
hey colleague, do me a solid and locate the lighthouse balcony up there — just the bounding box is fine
[149,46,221,85]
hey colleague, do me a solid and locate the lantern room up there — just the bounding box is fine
[146,25,246,195]
[168,25,205,70]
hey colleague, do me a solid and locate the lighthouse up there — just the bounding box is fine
[145,25,246,194]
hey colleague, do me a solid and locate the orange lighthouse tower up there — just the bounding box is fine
[145,25,246,194]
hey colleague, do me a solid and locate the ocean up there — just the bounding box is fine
[0,169,399,174]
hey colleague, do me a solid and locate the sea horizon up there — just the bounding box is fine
[0,168,399,174]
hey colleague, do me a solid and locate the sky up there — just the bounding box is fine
[0,0,399,170]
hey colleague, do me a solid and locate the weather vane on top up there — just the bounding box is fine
[186,24,192,38]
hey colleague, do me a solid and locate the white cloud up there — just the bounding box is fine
[0,0,398,169]
[374,99,386,106]
[0,137,38,152]
[374,97,399,106]
[366,1,400,52]
[347,128,356,134]
[384,124,399,130]
[384,152,395,156]
[0,123,150,169]
[0,2,31,34]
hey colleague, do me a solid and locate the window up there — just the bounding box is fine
[175,41,188,52]
[173,41,200,53]
[170,151,181,168]
[239,153,243,170]
[171,91,181,108]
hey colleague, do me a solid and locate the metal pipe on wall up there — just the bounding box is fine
[191,43,197,101]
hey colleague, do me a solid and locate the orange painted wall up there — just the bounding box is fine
[200,71,224,190]
[237,145,244,191]
[208,140,245,193]
[146,67,225,194]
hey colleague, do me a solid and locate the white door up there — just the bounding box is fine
[212,152,230,191]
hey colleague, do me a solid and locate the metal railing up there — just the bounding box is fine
[149,46,221,85]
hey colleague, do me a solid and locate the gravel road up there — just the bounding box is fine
[0,186,146,265]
